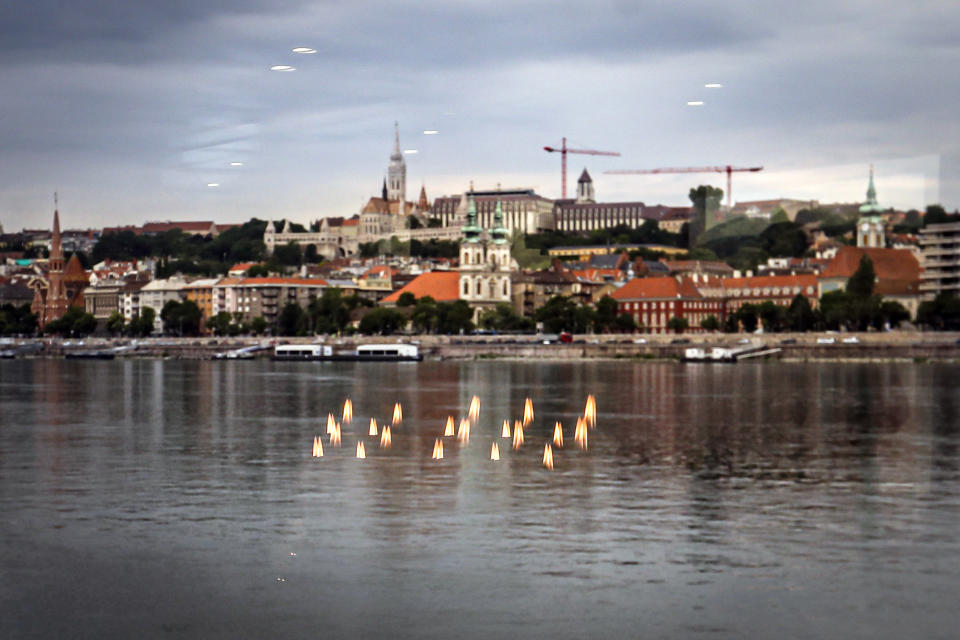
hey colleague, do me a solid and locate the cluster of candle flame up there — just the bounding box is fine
[311,394,598,470]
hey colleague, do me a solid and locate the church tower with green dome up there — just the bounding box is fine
[458,184,514,321]
[857,165,886,248]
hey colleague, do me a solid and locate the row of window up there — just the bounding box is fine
[461,276,510,298]
[728,286,814,296]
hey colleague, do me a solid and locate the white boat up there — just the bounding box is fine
[273,343,421,362]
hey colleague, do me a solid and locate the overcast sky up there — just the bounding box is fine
[1,0,958,230]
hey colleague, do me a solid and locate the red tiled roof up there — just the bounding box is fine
[342,219,360,227]
[230,262,255,272]
[364,265,398,278]
[612,276,701,300]
[572,269,625,282]
[722,274,818,293]
[381,272,460,304]
[819,246,921,281]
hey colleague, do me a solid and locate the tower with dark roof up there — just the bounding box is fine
[576,168,595,204]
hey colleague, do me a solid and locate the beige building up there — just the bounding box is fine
[919,221,960,298]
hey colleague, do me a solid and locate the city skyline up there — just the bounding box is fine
[1,1,958,230]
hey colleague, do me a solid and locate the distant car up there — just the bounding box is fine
[842,336,860,344]
[816,337,836,344]
[737,338,751,344]
[780,338,797,345]
[633,338,647,344]
[670,338,691,345]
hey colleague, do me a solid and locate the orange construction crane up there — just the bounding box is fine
[544,137,620,199]
[605,166,763,210]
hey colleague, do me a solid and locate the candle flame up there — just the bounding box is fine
[432,438,444,459]
[330,422,341,447]
[553,421,563,448]
[356,441,366,458]
[584,394,597,429]
[380,425,392,448]
[392,403,403,425]
[368,417,378,436]
[523,398,534,426]
[574,417,588,450]
[543,443,554,470]
[312,435,323,457]
[512,421,524,450]
[342,398,353,423]
[457,418,471,445]
[501,419,511,438]
[468,395,481,423]
[490,441,500,460]
[326,413,336,435]
[444,416,455,437]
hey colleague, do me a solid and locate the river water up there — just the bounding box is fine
[1,359,958,639]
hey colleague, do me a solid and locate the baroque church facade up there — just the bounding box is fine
[458,193,515,322]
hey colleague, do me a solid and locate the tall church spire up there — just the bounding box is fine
[50,193,64,271]
[387,121,406,204]
[859,164,883,213]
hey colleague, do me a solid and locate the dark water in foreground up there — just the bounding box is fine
[1,359,958,639]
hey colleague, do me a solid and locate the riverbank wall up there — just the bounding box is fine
[6,333,960,362]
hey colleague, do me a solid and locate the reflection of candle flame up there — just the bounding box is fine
[585,395,596,429]
[553,422,563,448]
[574,417,588,450]
[330,422,341,447]
[512,422,524,450]
[312,435,323,457]
[543,443,554,470]
[326,413,336,435]
[368,417,378,436]
[490,441,500,460]
[356,441,366,458]
[501,420,511,438]
[444,416,455,437]
[432,438,444,459]
[468,395,481,422]
[343,398,353,423]
[380,425,392,448]
[457,419,470,445]
[523,398,534,426]
[392,403,402,425]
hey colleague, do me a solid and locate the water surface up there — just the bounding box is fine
[1,360,958,639]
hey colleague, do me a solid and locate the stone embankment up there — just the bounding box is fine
[5,333,959,362]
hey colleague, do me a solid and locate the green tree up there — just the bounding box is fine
[250,316,268,335]
[359,308,406,335]
[106,311,126,336]
[667,316,689,334]
[160,299,202,336]
[127,307,156,337]
[436,300,475,334]
[736,304,759,333]
[785,294,816,332]
[917,293,960,330]
[273,241,303,268]
[757,301,785,332]
[593,295,619,333]
[278,302,305,336]
[397,292,417,308]
[614,313,638,332]
[847,255,876,297]
[700,315,720,332]
[207,312,234,336]
[479,303,534,332]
